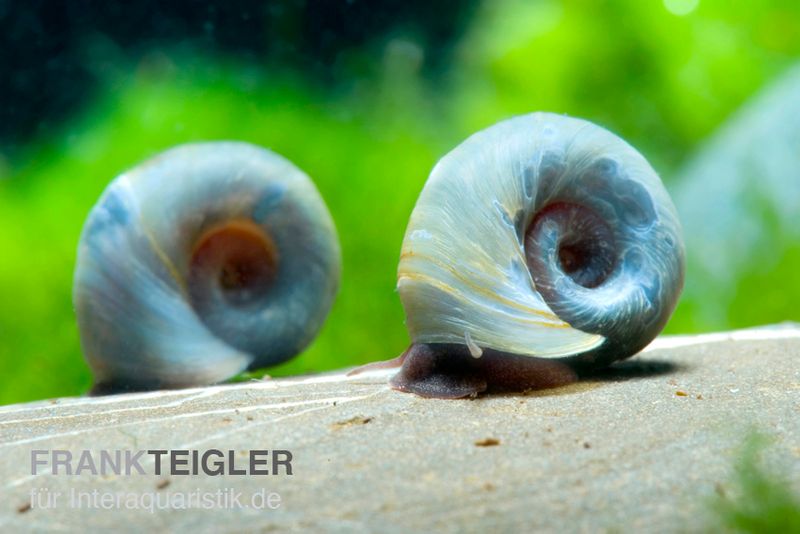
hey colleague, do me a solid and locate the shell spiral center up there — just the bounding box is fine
[188,220,278,310]
[526,202,618,293]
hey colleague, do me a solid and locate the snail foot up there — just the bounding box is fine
[389,343,579,399]
[389,343,488,399]
[88,381,150,396]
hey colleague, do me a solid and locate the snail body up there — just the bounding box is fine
[74,142,340,393]
[388,113,684,398]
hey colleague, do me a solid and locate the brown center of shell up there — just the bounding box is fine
[188,220,278,307]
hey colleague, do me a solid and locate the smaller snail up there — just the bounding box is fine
[74,142,340,393]
[358,113,685,398]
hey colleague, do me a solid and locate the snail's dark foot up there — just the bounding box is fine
[389,343,579,399]
[88,381,151,396]
[88,383,114,396]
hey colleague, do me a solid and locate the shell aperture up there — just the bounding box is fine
[398,113,685,369]
[74,142,341,392]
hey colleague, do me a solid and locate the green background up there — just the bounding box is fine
[1,0,800,404]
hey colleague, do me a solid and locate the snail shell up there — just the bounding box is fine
[390,112,684,398]
[74,142,340,392]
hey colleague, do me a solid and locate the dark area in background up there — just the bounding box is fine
[0,0,476,153]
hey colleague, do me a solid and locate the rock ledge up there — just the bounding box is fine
[1,326,799,532]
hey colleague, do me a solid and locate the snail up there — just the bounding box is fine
[358,112,685,398]
[73,142,340,393]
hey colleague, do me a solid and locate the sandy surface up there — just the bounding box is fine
[0,326,798,533]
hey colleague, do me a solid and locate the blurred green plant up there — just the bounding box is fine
[455,0,800,172]
[1,0,800,403]
[710,434,800,533]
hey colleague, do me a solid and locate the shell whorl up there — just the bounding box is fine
[74,142,341,390]
[398,113,684,364]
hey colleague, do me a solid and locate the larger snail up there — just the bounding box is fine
[74,142,340,393]
[360,112,685,398]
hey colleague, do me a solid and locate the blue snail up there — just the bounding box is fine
[370,113,685,398]
[74,142,340,393]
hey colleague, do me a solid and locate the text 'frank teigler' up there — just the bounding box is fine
[30,449,294,476]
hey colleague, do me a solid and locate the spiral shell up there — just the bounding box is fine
[74,142,340,391]
[398,113,684,367]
